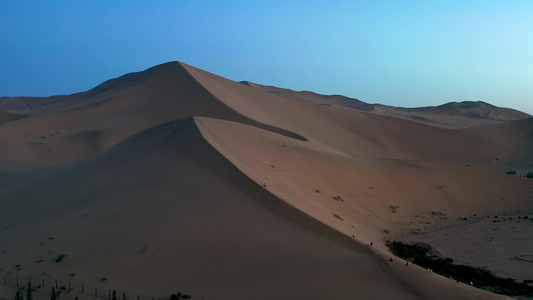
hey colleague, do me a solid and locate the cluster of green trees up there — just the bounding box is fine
[386,241,533,297]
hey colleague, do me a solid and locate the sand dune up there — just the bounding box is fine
[240,81,375,112]
[0,118,423,300]
[244,82,531,129]
[1,61,532,299]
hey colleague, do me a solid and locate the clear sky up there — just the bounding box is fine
[1,1,532,115]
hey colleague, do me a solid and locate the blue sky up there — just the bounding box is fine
[1,1,532,114]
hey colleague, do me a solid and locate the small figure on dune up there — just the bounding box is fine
[406,261,409,266]
[352,234,355,239]
[263,183,266,188]
[50,287,57,300]
[389,257,393,262]
[370,241,373,247]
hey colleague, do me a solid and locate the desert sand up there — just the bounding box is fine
[1,61,532,300]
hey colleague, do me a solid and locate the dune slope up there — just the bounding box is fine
[1,117,429,300]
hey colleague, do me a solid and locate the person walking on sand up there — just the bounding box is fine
[50,287,57,300]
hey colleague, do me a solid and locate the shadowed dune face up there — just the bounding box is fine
[1,61,532,300]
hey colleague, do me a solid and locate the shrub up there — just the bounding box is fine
[333,213,343,221]
[170,293,191,300]
[55,254,66,263]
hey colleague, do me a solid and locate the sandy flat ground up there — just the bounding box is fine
[404,215,533,283]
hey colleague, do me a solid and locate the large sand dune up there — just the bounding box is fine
[1,61,532,299]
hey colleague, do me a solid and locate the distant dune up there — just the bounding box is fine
[245,82,531,129]
[240,81,375,112]
[1,62,532,300]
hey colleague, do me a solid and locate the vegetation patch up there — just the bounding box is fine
[332,195,344,202]
[386,241,533,297]
[170,293,191,299]
[333,213,343,221]
[431,211,445,217]
[55,254,66,263]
